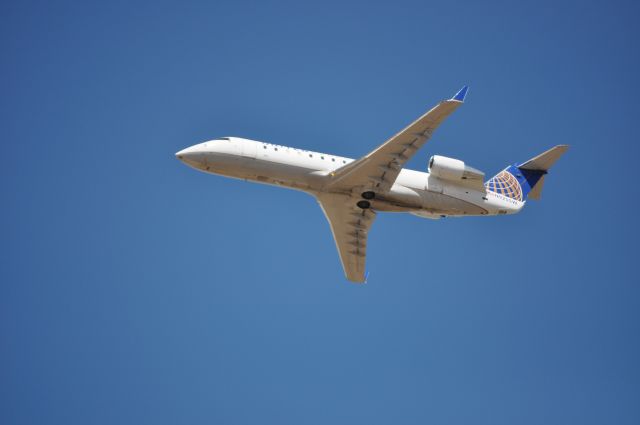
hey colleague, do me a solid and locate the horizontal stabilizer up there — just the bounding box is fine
[517,145,568,201]
[519,145,569,171]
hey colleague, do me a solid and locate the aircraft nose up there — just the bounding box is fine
[175,147,193,160]
[175,145,206,167]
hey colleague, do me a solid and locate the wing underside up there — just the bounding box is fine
[315,193,376,283]
[325,86,468,194]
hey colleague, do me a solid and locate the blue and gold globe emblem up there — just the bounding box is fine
[485,170,523,201]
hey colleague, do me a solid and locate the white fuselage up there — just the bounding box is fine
[176,137,523,218]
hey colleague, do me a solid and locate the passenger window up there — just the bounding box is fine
[309,154,313,158]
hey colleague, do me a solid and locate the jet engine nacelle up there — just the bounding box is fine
[428,155,485,182]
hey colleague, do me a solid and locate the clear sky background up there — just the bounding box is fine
[2,0,639,424]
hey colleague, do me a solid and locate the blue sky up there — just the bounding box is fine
[2,0,639,423]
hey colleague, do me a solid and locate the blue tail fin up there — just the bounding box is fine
[485,166,544,202]
[485,145,568,202]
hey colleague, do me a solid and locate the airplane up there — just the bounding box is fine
[176,86,568,283]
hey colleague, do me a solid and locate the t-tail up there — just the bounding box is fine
[485,145,569,202]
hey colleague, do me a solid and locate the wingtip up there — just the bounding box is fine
[452,85,469,102]
[549,144,570,155]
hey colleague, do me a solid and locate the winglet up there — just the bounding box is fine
[451,85,469,102]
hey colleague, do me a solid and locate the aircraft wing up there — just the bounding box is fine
[325,86,469,193]
[315,193,377,283]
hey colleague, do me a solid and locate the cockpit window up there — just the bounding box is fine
[217,137,230,141]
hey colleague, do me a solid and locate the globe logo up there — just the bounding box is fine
[485,170,523,202]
